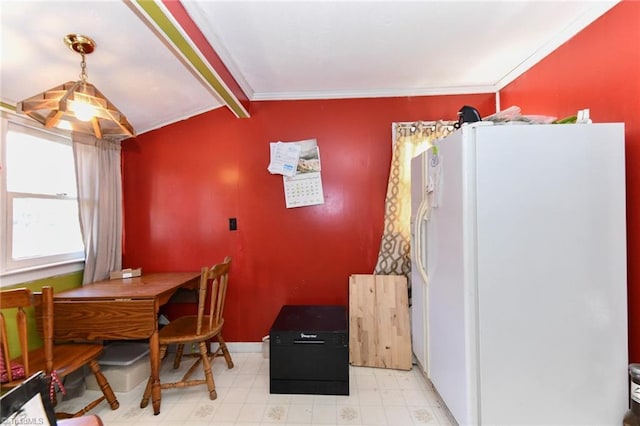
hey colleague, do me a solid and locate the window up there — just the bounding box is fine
[1,117,84,284]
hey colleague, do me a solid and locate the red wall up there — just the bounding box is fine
[122,94,494,341]
[500,0,640,362]
[122,1,638,360]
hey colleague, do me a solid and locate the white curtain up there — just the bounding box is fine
[72,133,122,284]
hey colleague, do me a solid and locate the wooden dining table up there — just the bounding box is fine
[51,272,201,415]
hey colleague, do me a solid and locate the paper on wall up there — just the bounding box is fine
[268,141,301,177]
[267,138,325,208]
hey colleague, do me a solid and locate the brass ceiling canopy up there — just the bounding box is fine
[64,34,96,55]
[17,34,135,140]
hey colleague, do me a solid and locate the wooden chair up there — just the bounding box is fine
[140,256,234,408]
[0,287,119,418]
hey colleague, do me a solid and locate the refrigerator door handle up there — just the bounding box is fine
[413,198,430,287]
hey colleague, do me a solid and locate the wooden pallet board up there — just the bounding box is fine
[348,274,411,370]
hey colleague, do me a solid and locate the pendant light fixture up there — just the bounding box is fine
[17,34,135,140]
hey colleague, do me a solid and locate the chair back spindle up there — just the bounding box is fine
[0,288,32,385]
[195,257,231,336]
[37,287,55,374]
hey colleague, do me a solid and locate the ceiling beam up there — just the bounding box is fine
[127,0,251,118]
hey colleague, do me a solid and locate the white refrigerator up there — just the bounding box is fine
[410,122,628,425]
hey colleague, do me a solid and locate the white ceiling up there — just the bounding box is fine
[0,1,619,136]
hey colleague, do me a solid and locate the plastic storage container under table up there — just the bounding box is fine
[85,342,150,393]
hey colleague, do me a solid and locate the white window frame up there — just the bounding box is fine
[0,112,84,287]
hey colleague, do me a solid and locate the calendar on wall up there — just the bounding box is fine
[267,138,325,208]
[283,171,324,208]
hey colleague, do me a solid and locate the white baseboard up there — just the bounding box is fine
[167,341,264,354]
[223,342,262,353]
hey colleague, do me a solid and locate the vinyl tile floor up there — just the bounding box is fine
[56,352,455,425]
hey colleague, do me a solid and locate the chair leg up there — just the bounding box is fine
[181,354,203,381]
[140,376,152,409]
[173,344,185,369]
[217,335,234,369]
[68,396,107,418]
[199,341,217,400]
[141,344,167,409]
[53,362,114,419]
[87,359,119,410]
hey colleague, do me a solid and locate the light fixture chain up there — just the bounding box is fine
[80,53,88,81]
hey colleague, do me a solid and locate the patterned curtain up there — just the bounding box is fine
[374,121,455,281]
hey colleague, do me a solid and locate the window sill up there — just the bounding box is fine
[0,261,84,287]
